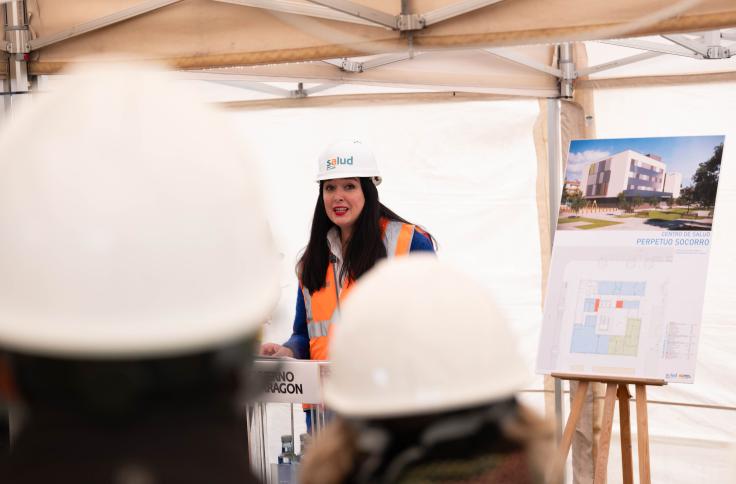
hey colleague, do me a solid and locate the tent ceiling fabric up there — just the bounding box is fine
[25,0,736,74]
[195,47,558,97]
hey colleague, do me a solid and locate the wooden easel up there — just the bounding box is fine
[546,373,666,484]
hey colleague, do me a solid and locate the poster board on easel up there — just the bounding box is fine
[537,135,725,382]
[536,135,726,483]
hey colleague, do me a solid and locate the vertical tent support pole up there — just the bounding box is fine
[548,40,576,478]
[546,96,562,273]
[547,88,563,472]
[2,1,30,448]
[1,3,11,123]
[2,0,30,124]
[549,39,567,462]
[547,97,562,407]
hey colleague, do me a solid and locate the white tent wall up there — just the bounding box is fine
[223,98,545,463]
[570,81,736,482]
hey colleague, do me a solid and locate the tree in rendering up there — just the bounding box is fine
[692,142,723,208]
[617,191,635,213]
[617,191,626,210]
[632,196,644,211]
[678,186,695,215]
[568,191,586,214]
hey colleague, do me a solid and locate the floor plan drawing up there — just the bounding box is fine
[536,237,710,383]
[569,280,644,357]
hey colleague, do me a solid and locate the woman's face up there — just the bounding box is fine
[323,177,365,235]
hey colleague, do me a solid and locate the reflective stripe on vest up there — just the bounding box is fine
[303,282,313,322]
[302,219,415,361]
[383,219,414,256]
[307,320,330,339]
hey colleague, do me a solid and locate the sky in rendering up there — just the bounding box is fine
[566,135,725,186]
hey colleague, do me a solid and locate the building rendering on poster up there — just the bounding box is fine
[536,135,725,383]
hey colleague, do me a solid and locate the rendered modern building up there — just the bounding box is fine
[663,171,683,199]
[581,150,677,201]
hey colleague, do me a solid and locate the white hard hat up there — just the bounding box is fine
[323,256,530,418]
[0,65,280,359]
[316,139,382,185]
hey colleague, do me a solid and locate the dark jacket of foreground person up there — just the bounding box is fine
[300,399,554,484]
[0,344,259,484]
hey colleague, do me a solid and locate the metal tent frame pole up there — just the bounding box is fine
[547,94,563,440]
[548,41,566,480]
[1,2,30,445]
[2,0,30,122]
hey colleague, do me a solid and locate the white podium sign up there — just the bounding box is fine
[253,358,327,404]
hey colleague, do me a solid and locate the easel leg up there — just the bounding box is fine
[617,385,633,484]
[636,384,652,484]
[547,380,589,484]
[593,383,617,484]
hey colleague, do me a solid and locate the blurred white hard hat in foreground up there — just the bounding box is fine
[324,255,530,418]
[0,64,280,358]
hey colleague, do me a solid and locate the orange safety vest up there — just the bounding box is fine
[302,219,416,362]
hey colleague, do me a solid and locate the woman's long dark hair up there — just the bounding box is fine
[298,177,434,293]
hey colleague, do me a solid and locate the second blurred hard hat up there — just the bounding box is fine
[0,65,280,359]
[323,256,530,418]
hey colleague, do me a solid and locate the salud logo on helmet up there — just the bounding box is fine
[325,156,354,171]
[317,140,382,185]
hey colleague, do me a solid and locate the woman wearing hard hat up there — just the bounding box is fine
[260,139,435,429]
[0,66,279,484]
[300,256,554,484]
[261,141,435,352]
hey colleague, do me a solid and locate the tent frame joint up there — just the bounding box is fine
[661,32,732,59]
[4,29,30,54]
[397,13,425,31]
[289,82,308,98]
[557,43,574,99]
[601,31,734,60]
[340,59,364,73]
[327,52,416,73]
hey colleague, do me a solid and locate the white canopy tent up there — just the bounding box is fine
[2,1,736,482]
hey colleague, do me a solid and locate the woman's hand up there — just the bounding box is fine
[259,343,295,358]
